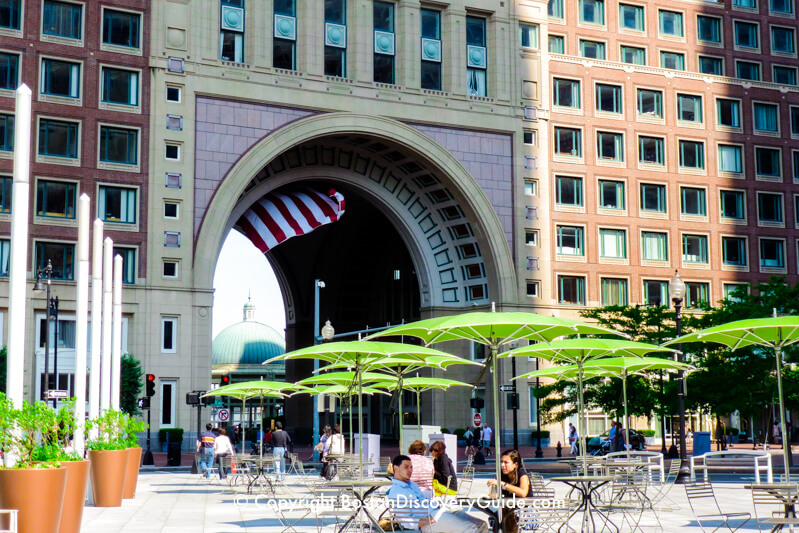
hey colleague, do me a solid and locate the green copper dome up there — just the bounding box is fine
[212,301,285,365]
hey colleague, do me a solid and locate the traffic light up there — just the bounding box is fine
[220,375,231,386]
[146,374,156,397]
[470,398,485,409]
[137,397,150,410]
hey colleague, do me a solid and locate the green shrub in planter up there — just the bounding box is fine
[724,427,739,436]
[0,392,64,468]
[453,428,466,439]
[638,429,656,437]
[530,430,550,439]
[440,428,450,434]
[87,409,128,451]
[158,428,184,445]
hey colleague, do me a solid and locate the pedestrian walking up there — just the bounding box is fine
[272,422,292,478]
[481,424,493,456]
[569,423,579,455]
[196,423,216,478]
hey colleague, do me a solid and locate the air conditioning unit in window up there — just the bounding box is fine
[166,115,183,131]
[165,173,182,189]
[167,57,184,73]
[221,6,245,32]
[164,232,181,247]
[524,106,538,120]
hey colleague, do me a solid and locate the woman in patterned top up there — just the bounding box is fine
[407,440,434,493]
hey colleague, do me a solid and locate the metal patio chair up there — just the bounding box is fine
[684,481,752,533]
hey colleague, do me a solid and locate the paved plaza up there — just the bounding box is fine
[80,469,771,532]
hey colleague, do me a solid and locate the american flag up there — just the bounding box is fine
[236,188,346,252]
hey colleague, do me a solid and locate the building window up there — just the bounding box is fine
[637,89,663,118]
[420,9,441,90]
[220,0,245,63]
[620,45,646,65]
[556,225,585,256]
[113,246,136,284]
[734,21,759,48]
[558,275,586,305]
[756,147,782,179]
[274,0,296,70]
[737,60,761,80]
[638,136,664,165]
[0,114,13,152]
[548,0,564,18]
[758,192,784,223]
[373,1,394,84]
[99,126,137,165]
[99,185,136,224]
[524,180,538,195]
[35,241,74,280]
[553,127,582,157]
[601,278,628,306]
[164,201,179,219]
[677,94,702,123]
[722,236,748,266]
[659,10,683,37]
[754,103,779,133]
[724,283,748,301]
[580,40,606,59]
[0,176,11,213]
[466,16,487,96]
[40,59,80,98]
[520,23,539,48]
[160,379,175,427]
[682,234,709,263]
[771,0,794,13]
[525,230,538,246]
[640,183,667,213]
[761,239,786,268]
[796,195,799,224]
[549,35,564,53]
[697,16,722,43]
[556,176,583,206]
[523,131,536,146]
[595,84,622,114]
[642,232,668,261]
[660,51,685,70]
[101,68,138,106]
[774,66,798,85]
[165,143,180,160]
[580,0,605,24]
[600,228,627,259]
[0,239,8,276]
[772,26,796,54]
[619,4,644,31]
[681,187,707,216]
[38,119,78,159]
[679,140,704,170]
[643,280,668,306]
[0,53,18,90]
[163,260,179,278]
[685,282,710,308]
[36,180,76,219]
[699,56,724,76]
[720,190,746,220]
[717,99,741,128]
[598,180,625,210]
[526,281,540,298]
[0,0,21,30]
[161,317,177,353]
[596,131,623,162]
[718,144,743,174]
[42,0,82,40]
[102,9,140,48]
[553,78,580,108]
[166,86,181,102]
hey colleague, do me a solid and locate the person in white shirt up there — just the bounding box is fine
[481,425,493,456]
[214,428,235,479]
[569,423,579,455]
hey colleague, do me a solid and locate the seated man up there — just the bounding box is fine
[388,454,488,533]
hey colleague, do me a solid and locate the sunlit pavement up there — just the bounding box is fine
[79,469,777,532]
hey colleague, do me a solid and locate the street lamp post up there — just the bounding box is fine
[313,279,335,461]
[669,270,690,483]
[33,260,55,405]
[535,356,543,458]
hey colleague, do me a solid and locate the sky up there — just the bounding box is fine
[212,230,286,339]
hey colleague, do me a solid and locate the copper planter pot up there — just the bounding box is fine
[88,449,128,507]
[123,447,142,499]
[58,460,89,533]
[0,466,67,533]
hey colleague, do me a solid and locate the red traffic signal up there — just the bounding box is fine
[220,375,230,386]
[146,374,156,397]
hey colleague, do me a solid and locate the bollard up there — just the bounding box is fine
[556,441,562,457]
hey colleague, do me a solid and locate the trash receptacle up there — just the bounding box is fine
[167,442,182,466]
[693,431,711,456]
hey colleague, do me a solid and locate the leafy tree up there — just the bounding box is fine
[120,354,143,416]
[0,345,5,394]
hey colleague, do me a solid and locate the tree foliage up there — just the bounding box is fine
[121,354,143,416]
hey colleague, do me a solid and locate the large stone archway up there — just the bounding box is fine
[194,112,517,312]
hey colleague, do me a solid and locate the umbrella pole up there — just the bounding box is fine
[623,373,630,459]
[241,397,246,455]
[491,343,503,528]
[398,374,404,453]
[358,364,364,480]
[417,389,421,436]
[260,397,264,463]
[776,344,791,482]
[578,361,587,476]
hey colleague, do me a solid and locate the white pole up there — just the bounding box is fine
[74,194,90,455]
[111,254,122,411]
[89,220,104,431]
[100,237,113,411]
[6,84,31,411]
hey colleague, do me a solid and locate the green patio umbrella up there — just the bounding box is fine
[518,355,690,459]
[392,376,474,438]
[502,339,667,473]
[665,316,799,481]
[266,340,461,478]
[367,308,623,496]
[202,381,298,457]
